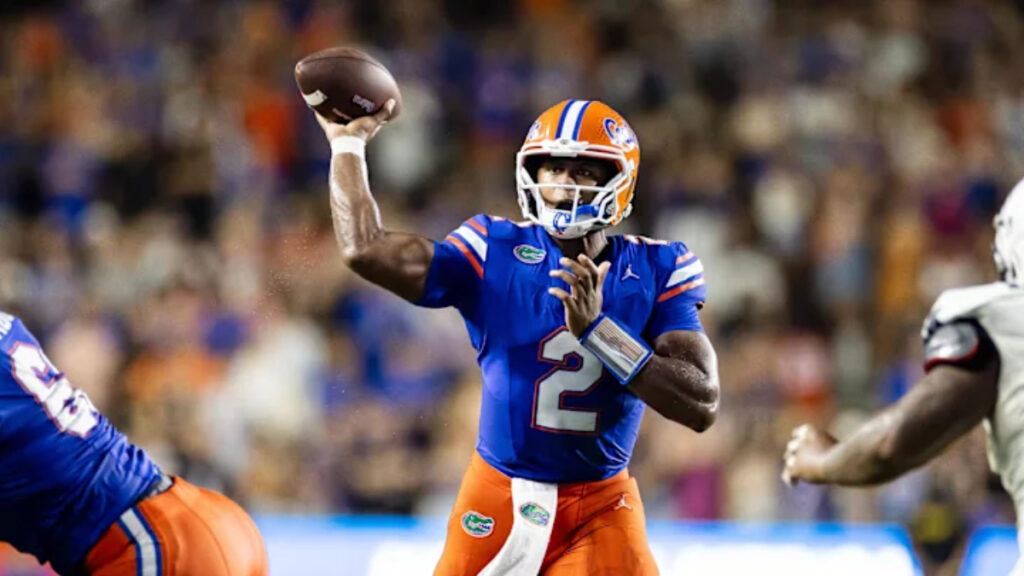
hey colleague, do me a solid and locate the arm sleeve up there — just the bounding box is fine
[644,242,707,340]
[416,214,490,313]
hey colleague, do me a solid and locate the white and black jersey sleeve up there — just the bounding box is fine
[923,320,998,372]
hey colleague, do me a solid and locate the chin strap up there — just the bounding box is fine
[580,314,653,384]
[538,204,606,239]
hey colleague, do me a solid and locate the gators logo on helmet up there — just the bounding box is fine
[603,118,637,151]
[516,100,641,239]
[525,120,547,142]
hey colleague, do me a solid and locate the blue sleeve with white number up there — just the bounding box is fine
[0,313,47,399]
[0,311,160,574]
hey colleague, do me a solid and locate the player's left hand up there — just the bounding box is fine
[781,424,836,486]
[549,254,612,338]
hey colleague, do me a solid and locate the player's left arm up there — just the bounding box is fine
[549,252,720,433]
[627,330,719,432]
[782,321,1000,487]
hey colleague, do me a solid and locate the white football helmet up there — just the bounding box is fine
[994,177,1024,286]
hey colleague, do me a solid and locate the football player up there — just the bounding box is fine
[0,313,267,575]
[783,178,1024,574]
[313,98,719,575]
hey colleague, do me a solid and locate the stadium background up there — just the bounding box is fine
[1,0,1023,574]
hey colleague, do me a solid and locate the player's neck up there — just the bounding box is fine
[554,229,608,261]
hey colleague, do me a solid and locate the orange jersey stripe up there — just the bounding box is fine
[674,252,694,265]
[466,219,488,236]
[656,277,705,303]
[447,235,484,278]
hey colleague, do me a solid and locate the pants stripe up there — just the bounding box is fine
[118,508,162,576]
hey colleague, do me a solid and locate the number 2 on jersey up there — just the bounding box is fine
[532,329,603,434]
[11,343,99,437]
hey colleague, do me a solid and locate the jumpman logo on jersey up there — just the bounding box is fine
[613,493,633,511]
[622,265,640,281]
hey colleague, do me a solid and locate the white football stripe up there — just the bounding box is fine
[121,508,159,576]
[301,89,327,107]
[666,260,704,288]
[454,226,488,262]
[478,478,557,575]
[558,100,589,140]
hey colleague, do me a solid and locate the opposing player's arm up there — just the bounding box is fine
[316,103,435,302]
[627,330,719,432]
[783,321,999,486]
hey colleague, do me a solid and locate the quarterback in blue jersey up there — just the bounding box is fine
[312,98,719,575]
[0,313,266,575]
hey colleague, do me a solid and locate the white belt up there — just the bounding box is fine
[478,478,558,576]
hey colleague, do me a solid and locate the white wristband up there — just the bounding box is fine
[330,136,366,158]
[580,314,653,385]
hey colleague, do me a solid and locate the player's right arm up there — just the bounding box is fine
[314,101,434,303]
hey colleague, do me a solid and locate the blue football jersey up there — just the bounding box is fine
[418,215,707,482]
[0,313,159,573]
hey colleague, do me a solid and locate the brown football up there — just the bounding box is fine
[294,47,402,124]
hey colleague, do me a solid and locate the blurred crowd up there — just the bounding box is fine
[2,0,1024,573]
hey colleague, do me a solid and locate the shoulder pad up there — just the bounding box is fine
[484,214,535,240]
[631,238,688,267]
[655,241,700,273]
[922,283,1014,339]
[622,234,670,247]
[622,235,672,266]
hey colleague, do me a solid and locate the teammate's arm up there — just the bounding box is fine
[782,329,999,487]
[314,102,435,302]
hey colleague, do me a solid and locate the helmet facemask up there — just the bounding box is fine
[516,144,634,240]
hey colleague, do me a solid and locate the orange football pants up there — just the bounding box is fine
[435,452,659,576]
[83,477,267,576]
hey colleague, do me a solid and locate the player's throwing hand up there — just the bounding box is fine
[548,254,612,338]
[314,98,397,143]
[781,423,837,486]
